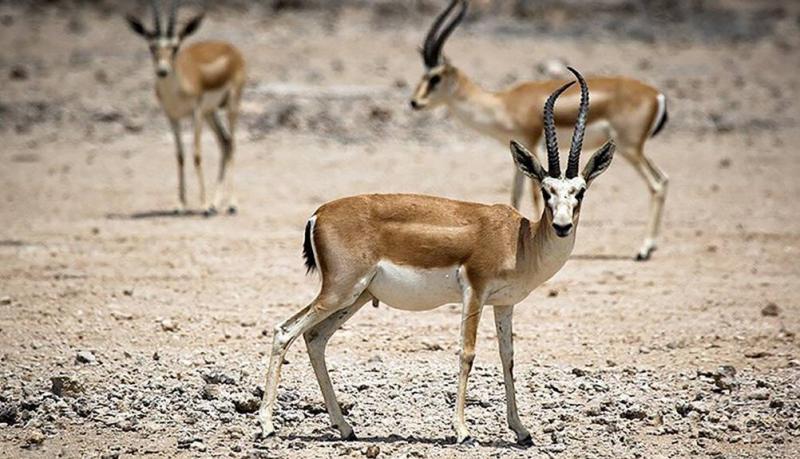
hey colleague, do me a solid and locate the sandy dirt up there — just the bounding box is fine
[1,2,799,458]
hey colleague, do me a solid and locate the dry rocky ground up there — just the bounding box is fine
[0,2,799,458]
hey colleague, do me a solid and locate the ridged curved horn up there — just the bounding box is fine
[150,0,162,36]
[543,80,575,178]
[565,66,590,178]
[423,0,467,68]
[167,0,179,37]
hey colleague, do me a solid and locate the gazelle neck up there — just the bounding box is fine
[445,68,517,141]
[526,209,577,286]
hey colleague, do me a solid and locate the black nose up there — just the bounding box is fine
[410,100,419,110]
[157,69,168,78]
[553,223,573,237]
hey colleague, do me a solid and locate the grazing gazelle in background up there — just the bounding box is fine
[258,67,615,446]
[411,0,668,260]
[127,1,246,215]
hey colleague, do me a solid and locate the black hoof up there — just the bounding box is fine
[227,205,238,215]
[203,207,218,218]
[517,434,533,447]
[635,252,651,262]
[457,436,475,445]
[342,430,357,441]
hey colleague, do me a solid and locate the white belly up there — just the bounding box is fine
[368,261,462,311]
[200,87,229,113]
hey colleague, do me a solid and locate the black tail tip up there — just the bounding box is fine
[302,219,317,274]
[651,106,668,138]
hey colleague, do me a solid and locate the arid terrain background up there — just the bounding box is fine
[1,0,799,457]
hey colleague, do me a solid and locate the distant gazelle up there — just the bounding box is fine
[258,67,615,446]
[411,0,668,260]
[127,1,245,215]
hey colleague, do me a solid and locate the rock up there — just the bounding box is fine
[152,351,160,361]
[747,389,770,400]
[25,430,45,447]
[160,319,178,332]
[365,445,380,458]
[761,302,780,317]
[75,350,96,364]
[51,375,83,398]
[744,350,772,359]
[769,399,784,409]
[9,66,28,81]
[0,296,11,305]
[201,384,221,401]
[201,370,238,385]
[367,355,383,364]
[571,367,587,377]
[0,402,17,425]
[123,288,134,297]
[621,407,648,420]
[233,395,260,414]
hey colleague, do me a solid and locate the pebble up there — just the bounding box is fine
[365,445,380,458]
[0,296,11,305]
[761,302,780,317]
[75,350,96,364]
[51,375,83,397]
[160,319,178,332]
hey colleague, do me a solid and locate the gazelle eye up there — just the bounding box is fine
[429,74,442,89]
[575,189,586,201]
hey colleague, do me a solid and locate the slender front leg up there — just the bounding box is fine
[303,293,370,440]
[192,109,209,214]
[493,305,532,446]
[453,274,484,444]
[169,119,187,213]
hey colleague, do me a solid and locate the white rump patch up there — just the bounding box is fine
[368,261,462,311]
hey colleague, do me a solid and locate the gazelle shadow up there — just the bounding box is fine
[267,433,529,450]
[105,209,210,220]
[570,253,632,261]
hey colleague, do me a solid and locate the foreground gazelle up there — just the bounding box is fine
[126,1,246,215]
[411,0,668,260]
[258,68,614,445]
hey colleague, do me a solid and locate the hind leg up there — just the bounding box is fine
[619,145,669,260]
[303,292,370,440]
[207,111,233,213]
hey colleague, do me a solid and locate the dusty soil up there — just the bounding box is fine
[1,2,799,458]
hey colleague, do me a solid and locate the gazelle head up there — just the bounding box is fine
[126,1,204,79]
[510,67,615,238]
[410,0,468,111]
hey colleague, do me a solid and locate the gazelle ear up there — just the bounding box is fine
[582,140,615,185]
[126,15,150,38]
[510,140,546,182]
[179,14,204,40]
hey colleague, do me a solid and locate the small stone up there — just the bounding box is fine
[0,296,11,305]
[0,402,18,425]
[621,407,648,420]
[202,384,221,401]
[367,355,383,364]
[75,350,96,364]
[769,399,784,409]
[152,351,160,361]
[365,445,380,458]
[748,389,770,400]
[51,375,83,397]
[160,319,178,332]
[571,367,586,377]
[744,350,771,359]
[9,66,28,81]
[761,302,780,317]
[123,288,134,296]
[548,289,559,297]
[233,395,260,414]
[25,430,45,447]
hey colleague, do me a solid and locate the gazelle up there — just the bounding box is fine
[126,1,246,215]
[411,0,668,260]
[258,68,615,445]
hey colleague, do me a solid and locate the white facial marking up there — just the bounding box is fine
[540,176,587,230]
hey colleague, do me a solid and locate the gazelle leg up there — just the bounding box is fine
[191,109,210,215]
[206,111,232,213]
[621,147,669,261]
[169,119,187,213]
[493,305,532,446]
[452,276,484,444]
[258,303,336,438]
[511,168,525,209]
[224,94,240,214]
[303,292,370,440]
